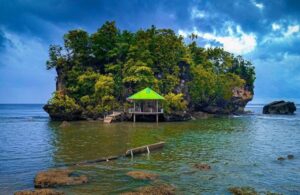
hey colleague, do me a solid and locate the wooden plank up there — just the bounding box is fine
[68,142,165,166]
[125,141,165,157]
[103,112,123,123]
[74,156,120,166]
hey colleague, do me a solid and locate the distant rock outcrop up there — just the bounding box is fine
[263,101,296,115]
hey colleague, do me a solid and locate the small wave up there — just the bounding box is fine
[0,116,49,123]
[0,116,48,120]
[256,115,300,121]
[232,115,250,118]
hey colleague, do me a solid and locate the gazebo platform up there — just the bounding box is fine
[128,107,164,115]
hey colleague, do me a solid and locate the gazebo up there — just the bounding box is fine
[127,87,165,122]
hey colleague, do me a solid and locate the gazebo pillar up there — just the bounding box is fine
[156,100,158,123]
[133,101,136,123]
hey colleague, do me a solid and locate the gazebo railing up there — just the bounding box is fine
[128,108,164,114]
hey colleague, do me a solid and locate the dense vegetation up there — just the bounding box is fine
[45,21,255,119]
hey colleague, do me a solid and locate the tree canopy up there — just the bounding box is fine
[45,21,255,118]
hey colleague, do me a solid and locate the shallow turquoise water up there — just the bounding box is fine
[0,104,300,194]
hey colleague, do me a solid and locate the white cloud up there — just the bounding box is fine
[178,29,189,38]
[191,7,206,19]
[284,25,299,37]
[272,23,281,31]
[0,28,55,103]
[251,0,264,9]
[178,24,257,55]
[261,21,300,45]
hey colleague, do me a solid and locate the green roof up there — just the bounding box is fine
[127,87,165,100]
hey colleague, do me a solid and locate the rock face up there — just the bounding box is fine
[34,169,88,188]
[43,104,82,121]
[14,189,64,195]
[163,111,192,122]
[197,87,253,115]
[263,101,296,115]
[44,86,253,121]
[126,171,159,180]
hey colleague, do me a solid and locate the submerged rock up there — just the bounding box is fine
[264,192,283,195]
[228,186,258,195]
[122,184,176,195]
[287,154,294,159]
[191,111,215,119]
[193,163,211,171]
[34,169,88,188]
[59,121,70,128]
[277,157,285,161]
[14,189,64,195]
[126,171,159,180]
[263,101,296,115]
[228,186,282,195]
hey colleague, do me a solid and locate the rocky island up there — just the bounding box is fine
[43,21,255,121]
[263,101,296,115]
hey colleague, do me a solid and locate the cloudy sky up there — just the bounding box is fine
[0,0,299,103]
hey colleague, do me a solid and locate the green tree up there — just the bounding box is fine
[189,66,218,106]
[64,29,90,67]
[91,21,119,71]
[163,93,188,114]
[95,75,116,112]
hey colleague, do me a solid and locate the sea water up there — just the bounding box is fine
[0,104,299,194]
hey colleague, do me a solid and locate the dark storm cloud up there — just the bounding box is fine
[0,0,299,103]
[0,0,191,40]
[1,0,299,39]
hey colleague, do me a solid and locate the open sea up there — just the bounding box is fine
[0,104,299,194]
